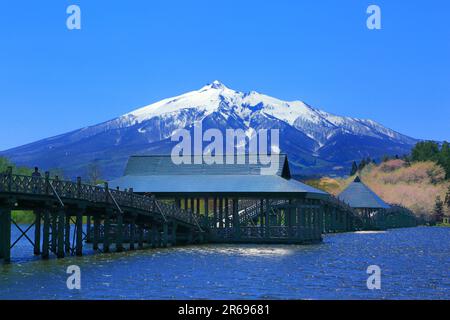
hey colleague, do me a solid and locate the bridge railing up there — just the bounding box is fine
[0,172,200,226]
[323,195,362,222]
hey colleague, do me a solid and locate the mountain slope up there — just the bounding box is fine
[0,81,417,179]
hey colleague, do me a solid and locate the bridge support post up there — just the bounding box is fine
[296,201,302,241]
[302,201,308,240]
[116,213,124,253]
[92,216,99,250]
[315,203,321,239]
[162,223,168,247]
[171,222,177,246]
[51,212,57,253]
[219,198,224,229]
[203,198,209,227]
[75,212,83,256]
[86,215,91,243]
[130,220,136,251]
[42,210,50,259]
[265,199,270,239]
[232,198,240,240]
[332,208,337,233]
[225,198,229,229]
[0,210,3,260]
[260,200,265,237]
[308,200,313,240]
[312,202,317,239]
[138,226,144,249]
[145,227,150,247]
[65,214,71,254]
[319,204,324,235]
[151,225,158,248]
[103,211,111,253]
[0,209,11,263]
[57,210,65,258]
[213,198,217,229]
[188,229,194,244]
[34,210,41,255]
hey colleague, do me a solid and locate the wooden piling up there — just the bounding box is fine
[34,210,41,255]
[147,226,153,247]
[171,222,177,246]
[75,212,83,256]
[93,216,100,250]
[301,201,307,240]
[0,209,11,262]
[213,198,217,228]
[296,201,302,240]
[57,210,65,258]
[65,213,71,254]
[219,198,224,228]
[260,200,265,236]
[232,198,240,240]
[86,215,91,242]
[151,225,158,248]
[162,223,168,247]
[42,210,50,259]
[265,199,270,239]
[138,226,144,249]
[116,212,124,252]
[51,212,57,253]
[103,211,111,253]
[0,209,4,260]
[130,220,136,250]
[203,197,209,226]
[224,198,229,228]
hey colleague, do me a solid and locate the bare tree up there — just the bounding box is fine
[87,161,102,185]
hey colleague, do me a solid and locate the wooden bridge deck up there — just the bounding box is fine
[0,169,417,264]
[0,170,204,263]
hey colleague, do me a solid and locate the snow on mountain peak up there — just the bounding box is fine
[209,80,226,89]
[115,81,414,146]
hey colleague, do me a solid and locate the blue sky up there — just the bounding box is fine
[1,0,449,150]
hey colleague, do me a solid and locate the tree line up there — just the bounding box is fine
[434,186,450,224]
[0,156,103,185]
[349,141,450,179]
[411,141,450,179]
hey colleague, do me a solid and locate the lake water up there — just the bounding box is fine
[0,226,449,300]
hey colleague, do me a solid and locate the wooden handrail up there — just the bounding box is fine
[0,174,198,226]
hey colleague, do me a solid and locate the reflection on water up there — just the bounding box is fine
[354,231,387,234]
[0,227,449,300]
[214,247,295,257]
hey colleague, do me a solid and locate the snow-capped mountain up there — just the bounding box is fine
[0,81,417,179]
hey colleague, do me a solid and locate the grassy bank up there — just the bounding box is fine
[10,211,91,224]
[11,211,35,224]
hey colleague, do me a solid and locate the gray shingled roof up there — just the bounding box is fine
[108,155,327,197]
[124,154,291,178]
[337,177,390,209]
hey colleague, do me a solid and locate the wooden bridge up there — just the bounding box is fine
[0,169,204,263]
[0,167,417,264]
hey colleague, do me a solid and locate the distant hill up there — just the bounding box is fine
[305,159,449,217]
